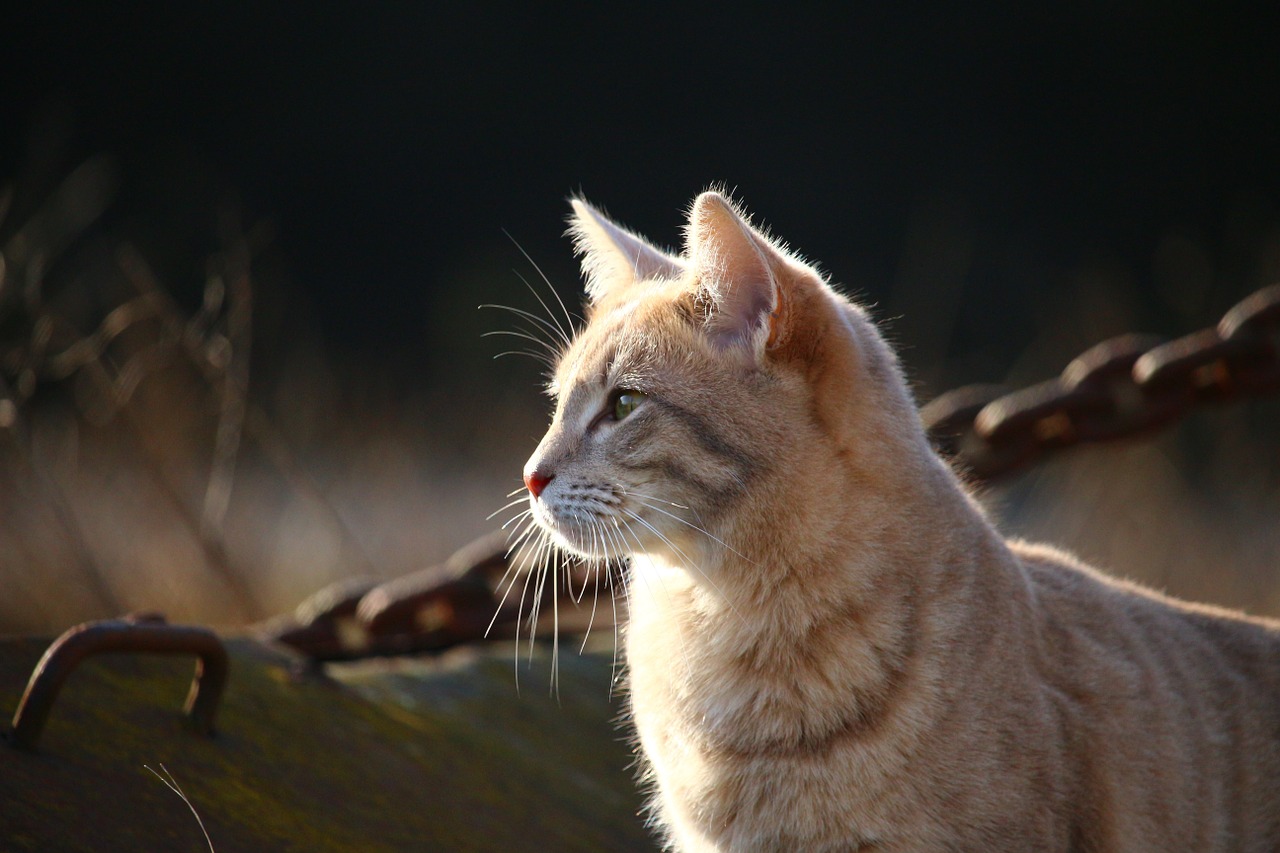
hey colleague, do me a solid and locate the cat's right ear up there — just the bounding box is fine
[567,198,685,303]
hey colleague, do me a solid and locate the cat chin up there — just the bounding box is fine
[534,520,632,562]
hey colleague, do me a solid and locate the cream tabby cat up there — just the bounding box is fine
[519,191,1280,851]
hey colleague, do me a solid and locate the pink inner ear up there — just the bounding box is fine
[688,193,778,350]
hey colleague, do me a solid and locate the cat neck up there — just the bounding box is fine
[624,457,1023,766]
[627,438,1029,712]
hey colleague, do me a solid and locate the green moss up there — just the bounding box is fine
[0,635,655,852]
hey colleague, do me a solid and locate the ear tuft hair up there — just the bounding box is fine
[685,191,781,352]
[567,197,684,303]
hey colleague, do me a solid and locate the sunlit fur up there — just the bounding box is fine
[513,191,1280,851]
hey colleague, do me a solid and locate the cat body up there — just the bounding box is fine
[520,191,1280,851]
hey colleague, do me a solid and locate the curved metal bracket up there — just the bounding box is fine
[8,617,229,752]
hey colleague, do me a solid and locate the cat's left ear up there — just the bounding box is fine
[686,192,785,356]
[567,198,685,303]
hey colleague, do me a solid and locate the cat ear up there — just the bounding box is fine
[567,198,685,303]
[686,191,781,353]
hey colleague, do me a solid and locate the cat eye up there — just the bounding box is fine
[611,390,646,421]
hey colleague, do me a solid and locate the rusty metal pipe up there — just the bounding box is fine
[8,618,229,752]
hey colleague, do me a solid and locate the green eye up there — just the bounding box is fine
[613,390,646,420]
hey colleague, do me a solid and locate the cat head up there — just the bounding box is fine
[522,191,925,568]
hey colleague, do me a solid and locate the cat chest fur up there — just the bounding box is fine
[624,554,969,851]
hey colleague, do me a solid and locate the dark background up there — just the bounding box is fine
[6,3,1279,398]
[2,3,1279,629]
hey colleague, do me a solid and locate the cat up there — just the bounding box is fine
[516,190,1280,852]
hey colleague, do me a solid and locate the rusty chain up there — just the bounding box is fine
[265,531,627,663]
[270,283,1280,662]
[920,283,1280,480]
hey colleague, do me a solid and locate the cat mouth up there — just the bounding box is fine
[530,492,700,566]
[530,499,632,560]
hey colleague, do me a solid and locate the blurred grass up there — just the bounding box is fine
[0,169,1277,635]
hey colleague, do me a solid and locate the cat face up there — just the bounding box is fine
[520,191,915,573]
[521,193,812,566]
[523,283,766,563]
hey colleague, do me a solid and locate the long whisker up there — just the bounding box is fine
[510,527,551,691]
[511,268,575,350]
[613,515,694,676]
[502,508,530,529]
[483,512,540,612]
[604,522,634,681]
[567,551,588,605]
[538,536,562,697]
[621,509,700,579]
[486,528,537,619]
[480,302,570,351]
[550,545,561,698]
[586,517,622,666]
[621,506,747,629]
[503,515,539,554]
[511,527,547,691]
[487,496,531,521]
[492,515,536,587]
[579,557,603,654]
[527,531,554,659]
[502,229,580,342]
[481,327,561,356]
[486,521,537,639]
[491,348,555,367]
[598,525,629,685]
[523,535,546,643]
[501,509,538,533]
[626,492,759,565]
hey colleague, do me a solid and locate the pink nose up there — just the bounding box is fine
[524,470,553,498]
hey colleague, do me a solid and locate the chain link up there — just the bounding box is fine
[921,283,1280,480]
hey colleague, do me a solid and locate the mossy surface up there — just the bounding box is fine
[0,634,657,851]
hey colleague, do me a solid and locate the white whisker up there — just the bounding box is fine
[511,271,575,350]
[509,527,549,690]
[567,552,588,605]
[481,327,561,356]
[487,496,531,521]
[480,301,571,350]
[502,229,581,342]
[550,545,561,698]
[580,559,603,654]
[510,527,547,691]
[501,509,536,532]
[599,525,630,686]
[613,514,694,677]
[527,531,555,657]
[621,506,747,628]
[626,491,759,565]
[503,515,539,552]
[491,348,555,367]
